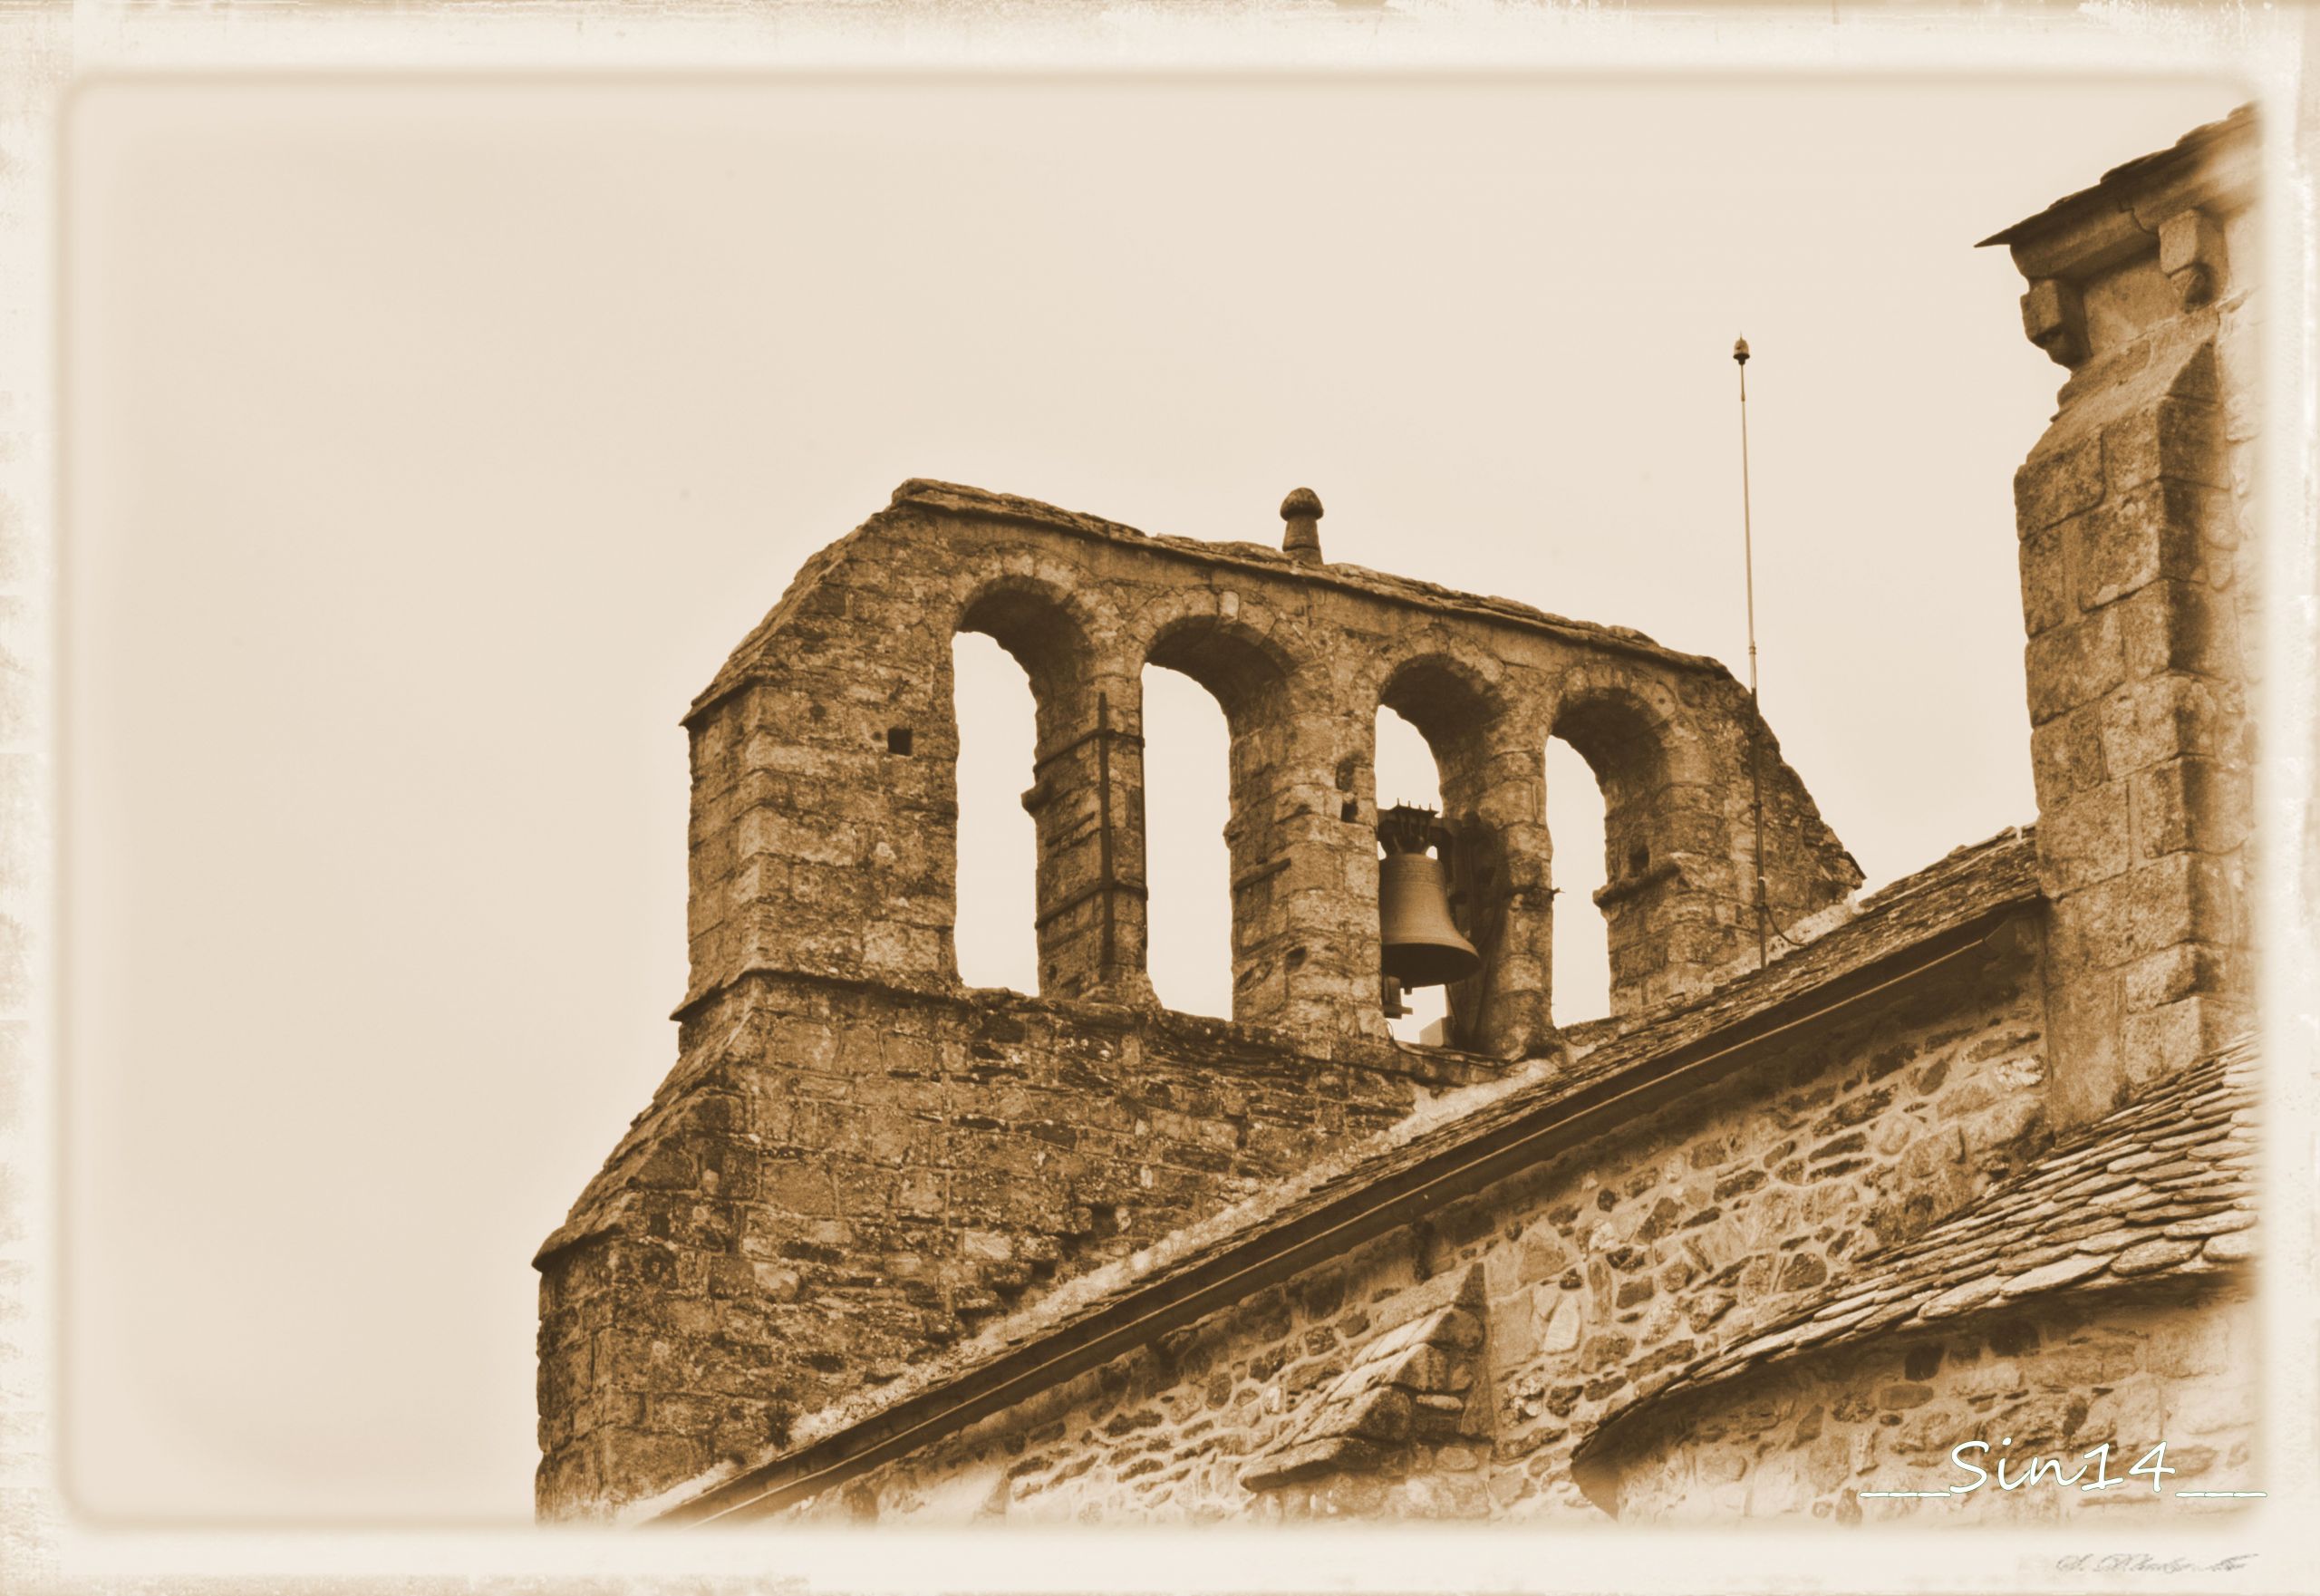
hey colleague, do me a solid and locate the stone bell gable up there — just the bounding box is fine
[678,478,1860,1054]
[536,474,1861,1521]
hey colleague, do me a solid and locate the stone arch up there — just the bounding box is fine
[1134,597,1320,1029]
[1374,648,1509,751]
[1551,668,1708,784]
[1551,679,1672,880]
[955,574,1106,747]
[952,572,1146,1002]
[1373,648,1548,1058]
[1143,605,1303,731]
[1549,670,1726,1016]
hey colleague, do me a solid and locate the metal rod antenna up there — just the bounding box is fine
[1735,335,1768,969]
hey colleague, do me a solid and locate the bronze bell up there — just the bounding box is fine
[1378,806,1481,989]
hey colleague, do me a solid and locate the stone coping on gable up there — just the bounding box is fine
[1571,1034,2258,1476]
[1977,104,2257,280]
[686,478,1745,723]
[643,826,2043,1525]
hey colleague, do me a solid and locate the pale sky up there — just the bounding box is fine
[60,73,2248,1523]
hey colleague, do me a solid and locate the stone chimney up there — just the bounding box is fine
[1280,487,1324,565]
[1984,108,2259,1128]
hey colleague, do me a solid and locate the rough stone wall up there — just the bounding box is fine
[681,480,1861,1055]
[542,478,1862,1519]
[757,913,2053,1524]
[778,1258,1512,1526]
[1999,113,2260,1128]
[534,971,1501,1519]
[1595,1282,2256,1523]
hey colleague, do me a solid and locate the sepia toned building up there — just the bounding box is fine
[534,108,2262,1527]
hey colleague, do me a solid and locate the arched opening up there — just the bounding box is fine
[953,580,1101,998]
[1375,705,1451,1044]
[951,632,1039,992]
[1140,663,1232,1017]
[1373,655,1543,1057]
[1143,616,1297,1025]
[1546,736,1611,1027]
[1552,685,1680,1018]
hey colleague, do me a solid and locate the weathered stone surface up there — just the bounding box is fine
[2200,1231,2256,1263]
[2163,1209,2253,1240]
[1569,1037,2252,1480]
[2002,1253,2112,1295]
[531,975,1482,1518]
[2025,611,2128,726]
[594,829,2074,1527]
[538,108,2264,1532]
[1594,1282,2253,1524]
[1919,1277,2003,1320]
[683,477,1858,1049]
[2112,1238,2200,1276]
[2000,120,2259,1143]
[2015,435,2105,532]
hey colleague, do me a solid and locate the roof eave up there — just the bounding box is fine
[1977,104,2259,281]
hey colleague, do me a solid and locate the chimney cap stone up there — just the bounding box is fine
[1280,488,1324,565]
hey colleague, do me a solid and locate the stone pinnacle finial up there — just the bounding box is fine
[1281,487,1324,566]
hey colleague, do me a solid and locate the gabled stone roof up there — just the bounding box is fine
[1575,1035,2258,1469]
[653,827,2041,1523]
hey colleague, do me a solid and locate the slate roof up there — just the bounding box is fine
[654,827,2041,1522]
[1576,1034,2259,1468]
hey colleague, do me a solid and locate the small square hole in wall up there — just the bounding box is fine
[887,727,914,756]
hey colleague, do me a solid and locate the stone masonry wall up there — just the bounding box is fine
[534,971,1502,1519]
[1595,1282,2256,1524]
[2002,116,2260,1129]
[759,912,2053,1523]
